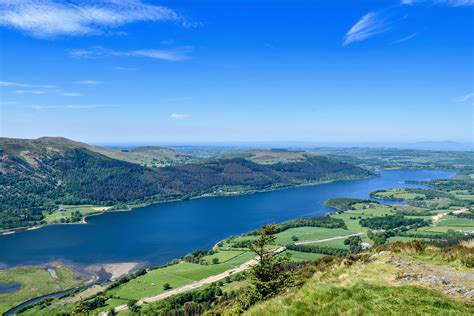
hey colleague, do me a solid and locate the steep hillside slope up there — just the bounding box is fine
[241,242,474,316]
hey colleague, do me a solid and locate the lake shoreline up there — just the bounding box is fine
[0,173,376,236]
[0,170,453,270]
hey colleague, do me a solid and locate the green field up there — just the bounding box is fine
[454,194,474,201]
[201,250,246,264]
[283,250,327,262]
[312,238,350,249]
[437,217,474,228]
[418,226,472,233]
[105,251,254,303]
[221,235,258,250]
[347,205,394,217]
[387,236,430,243]
[329,203,396,232]
[43,204,111,224]
[372,189,425,201]
[273,227,356,246]
[0,266,80,314]
[330,213,365,231]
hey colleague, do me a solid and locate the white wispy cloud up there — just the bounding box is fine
[14,89,49,94]
[402,0,474,5]
[0,101,17,105]
[455,92,474,103]
[127,49,190,61]
[170,113,186,119]
[1,80,89,97]
[0,80,56,89]
[65,104,111,109]
[59,92,83,97]
[74,80,103,85]
[343,12,389,46]
[28,104,113,110]
[435,0,474,6]
[70,46,191,61]
[113,66,137,71]
[0,0,188,38]
[391,32,418,44]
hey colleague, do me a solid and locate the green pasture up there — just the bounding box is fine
[273,227,356,246]
[0,266,80,314]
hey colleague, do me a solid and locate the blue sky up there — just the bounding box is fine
[0,0,472,144]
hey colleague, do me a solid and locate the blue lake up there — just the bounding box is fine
[0,170,452,269]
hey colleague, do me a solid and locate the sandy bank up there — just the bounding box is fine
[103,262,139,280]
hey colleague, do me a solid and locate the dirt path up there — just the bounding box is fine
[389,254,474,299]
[294,232,363,245]
[109,247,287,314]
[432,207,468,223]
[432,213,448,223]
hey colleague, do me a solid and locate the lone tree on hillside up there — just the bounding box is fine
[238,224,294,311]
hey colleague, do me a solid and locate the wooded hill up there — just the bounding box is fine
[0,137,372,229]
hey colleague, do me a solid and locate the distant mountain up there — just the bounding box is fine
[182,141,473,152]
[392,141,474,152]
[219,149,308,164]
[0,137,372,229]
[129,146,193,165]
[313,141,474,152]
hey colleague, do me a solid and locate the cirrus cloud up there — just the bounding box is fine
[0,0,189,38]
[70,46,192,61]
[74,80,103,85]
[455,92,474,103]
[403,0,474,6]
[0,80,56,89]
[343,12,390,46]
[170,113,186,119]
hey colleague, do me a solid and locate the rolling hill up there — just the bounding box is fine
[0,137,372,229]
[219,149,308,164]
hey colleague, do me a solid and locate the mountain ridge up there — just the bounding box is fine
[0,137,372,230]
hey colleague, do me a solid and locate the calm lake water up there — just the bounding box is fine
[0,170,452,269]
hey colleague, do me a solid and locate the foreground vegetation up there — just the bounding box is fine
[244,242,474,316]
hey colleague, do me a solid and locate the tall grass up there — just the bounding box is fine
[245,282,474,316]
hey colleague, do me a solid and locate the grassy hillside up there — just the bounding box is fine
[0,137,371,229]
[220,149,308,165]
[242,242,474,316]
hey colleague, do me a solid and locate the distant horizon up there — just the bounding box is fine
[4,135,473,151]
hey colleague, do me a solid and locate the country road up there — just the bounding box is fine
[109,247,287,314]
[293,232,363,245]
[106,233,364,314]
